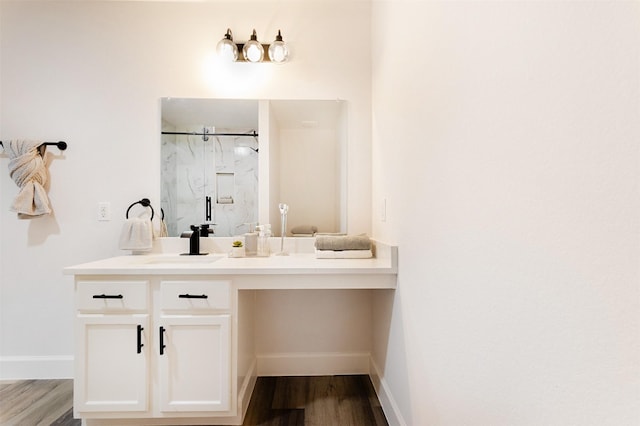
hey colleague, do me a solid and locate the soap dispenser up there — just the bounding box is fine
[244,223,258,256]
[256,224,271,257]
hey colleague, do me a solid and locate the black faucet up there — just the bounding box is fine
[180,225,211,255]
[200,224,213,237]
[189,225,200,255]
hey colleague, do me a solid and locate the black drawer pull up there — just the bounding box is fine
[159,326,166,355]
[92,294,124,299]
[137,325,144,354]
[178,293,208,299]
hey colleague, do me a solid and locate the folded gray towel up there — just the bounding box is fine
[314,234,371,251]
[291,225,318,234]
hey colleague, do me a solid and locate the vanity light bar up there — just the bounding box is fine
[216,29,289,63]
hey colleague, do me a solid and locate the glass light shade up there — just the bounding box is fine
[242,30,264,63]
[268,30,289,63]
[217,30,238,61]
[217,39,238,61]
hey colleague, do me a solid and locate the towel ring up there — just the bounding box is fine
[126,198,154,220]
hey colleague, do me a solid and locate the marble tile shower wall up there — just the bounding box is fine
[161,124,259,237]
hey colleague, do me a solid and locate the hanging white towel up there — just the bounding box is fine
[157,218,169,238]
[153,216,168,238]
[5,140,51,219]
[119,217,153,251]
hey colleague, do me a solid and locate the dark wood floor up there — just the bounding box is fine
[240,375,387,426]
[0,375,387,426]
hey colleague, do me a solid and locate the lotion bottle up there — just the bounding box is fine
[244,223,258,256]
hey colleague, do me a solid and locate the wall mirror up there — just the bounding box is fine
[161,98,347,237]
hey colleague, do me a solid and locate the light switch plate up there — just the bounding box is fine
[98,202,111,221]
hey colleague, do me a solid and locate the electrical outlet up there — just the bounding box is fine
[98,202,111,221]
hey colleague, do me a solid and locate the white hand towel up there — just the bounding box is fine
[119,218,153,251]
[5,140,51,218]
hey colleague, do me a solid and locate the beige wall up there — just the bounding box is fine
[371,1,640,425]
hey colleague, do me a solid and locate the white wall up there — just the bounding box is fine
[372,1,639,425]
[280,127,338,234]
[0,0,371,378]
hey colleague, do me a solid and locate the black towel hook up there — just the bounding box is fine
[126,198,155,220]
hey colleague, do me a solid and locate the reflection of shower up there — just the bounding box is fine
[234,131,259,153]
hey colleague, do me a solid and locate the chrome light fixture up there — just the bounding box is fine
[217,29,289,63]
[216,29,239,62]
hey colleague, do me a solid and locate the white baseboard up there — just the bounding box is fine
[369,358,407,426]
[237,359,257,423]
[0,355,74,380]
[256,352,370,376]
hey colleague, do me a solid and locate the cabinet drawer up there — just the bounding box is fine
[76,281,149,311]
[161,280,230,311]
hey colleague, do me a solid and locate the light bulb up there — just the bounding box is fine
[242,29,264,63]
[268,30,289,63]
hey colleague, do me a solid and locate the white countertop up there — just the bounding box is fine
[64,238,398,278]
[63,252,394,276]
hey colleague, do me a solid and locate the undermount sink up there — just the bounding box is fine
[141,254,224,265]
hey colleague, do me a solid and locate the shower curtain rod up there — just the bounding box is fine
[161,130,258,138]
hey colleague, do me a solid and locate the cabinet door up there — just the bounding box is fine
[159,315,231,412]
[75,314,149,412]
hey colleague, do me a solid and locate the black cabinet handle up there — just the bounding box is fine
[205,196,212,221]
[137,325,144,354]
[178,294,208,299]
[92,294,123,299]
[159,326,166,355]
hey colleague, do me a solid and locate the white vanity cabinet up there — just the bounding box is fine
[158,280,232,413]
[66,243,398,425]
[74,280,150,413]
[73,277,238,424]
